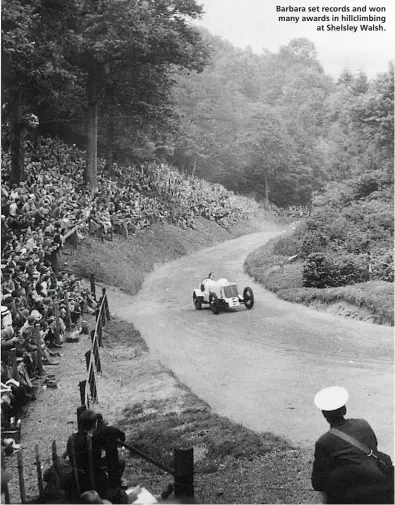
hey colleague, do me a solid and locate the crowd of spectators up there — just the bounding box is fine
[93,160,261,236]
[1,136,261,450]
[1,258,97,435]
[0,138,101,446]
[2,137,261,244]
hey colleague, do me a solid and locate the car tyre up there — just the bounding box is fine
[243,287,254,309]
[193,292,202,310]
[209,293,219,314]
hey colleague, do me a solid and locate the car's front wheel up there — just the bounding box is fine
[209,293,219,314]
[193,292,202,310]
[243,287,254,309]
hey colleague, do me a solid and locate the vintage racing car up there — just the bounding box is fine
[193,277,254,314]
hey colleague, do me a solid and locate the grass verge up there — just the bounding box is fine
[244,232,394,325]
[101,319,320,504]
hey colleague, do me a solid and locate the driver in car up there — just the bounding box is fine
[201,272,216,292]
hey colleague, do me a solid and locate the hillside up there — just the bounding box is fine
[64,214,282,296]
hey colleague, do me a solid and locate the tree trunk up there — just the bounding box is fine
[105,118,114,176]
[264,171,270,204]
[85,71,98,191]
[191,159,197,177]
[10,95,24,184]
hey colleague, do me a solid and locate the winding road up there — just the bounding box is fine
[106,229,394,456]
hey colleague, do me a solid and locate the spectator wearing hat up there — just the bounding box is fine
[1,305,13,329]
[66,410,126,500]
[1,327,21,360]
[312,386,393,504]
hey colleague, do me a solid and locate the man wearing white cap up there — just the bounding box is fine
[311,386,393,504]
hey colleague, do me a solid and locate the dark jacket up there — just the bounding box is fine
[66,426,125,493]
[312,418,389,503]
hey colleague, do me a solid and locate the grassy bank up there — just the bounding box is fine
[103,319,320,504]
[65,213,281,296]
[244,232,394,325]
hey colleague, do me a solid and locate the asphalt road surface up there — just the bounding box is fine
[106,230,394,456]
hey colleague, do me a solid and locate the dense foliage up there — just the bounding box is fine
[170,35,333,206]
[292,64,394,286]
[2,1,394,289]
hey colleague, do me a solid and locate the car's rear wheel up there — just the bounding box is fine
[209,293,219,314]
[193,292,202,310]
[243,287,254,309]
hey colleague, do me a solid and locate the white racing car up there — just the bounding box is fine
[193,277,254,314]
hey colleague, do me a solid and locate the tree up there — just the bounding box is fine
[67,0,208,190]
[2,0,79,183]
[236,104,299,204]
[2,0,209,188]
[337,67,354,87]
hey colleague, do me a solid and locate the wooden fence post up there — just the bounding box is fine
[34,325,45,377]
[77,405,87,428]
[104,291,111,321]
[78,381,87,407]
[52,441,60,482]
[64,291,72,331]
[54,301,61,346]
[90,274,96,300]
[35,445,44,498]
[173,447,194,499]
[90,330,102,373]
[17,449,26,504]
[85,351,97,403]
[97,321,103,348]
[96,296,102,322]
[85,350,91,371]
[2,455,11,504]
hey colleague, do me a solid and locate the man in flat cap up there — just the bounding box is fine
[311,386,393,504]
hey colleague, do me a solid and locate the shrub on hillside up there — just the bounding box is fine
[299,230,329,259]
[304,169,394,285]
[370,253,394,283]
[302,253,337,288]
[303,252,370,288]
[333,255,370,286]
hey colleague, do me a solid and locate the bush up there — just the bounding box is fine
[333,255,369,285]
[303,253,338,288]
[299,230,329,259]
[370,254,394,282]
[303,253,370,288]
